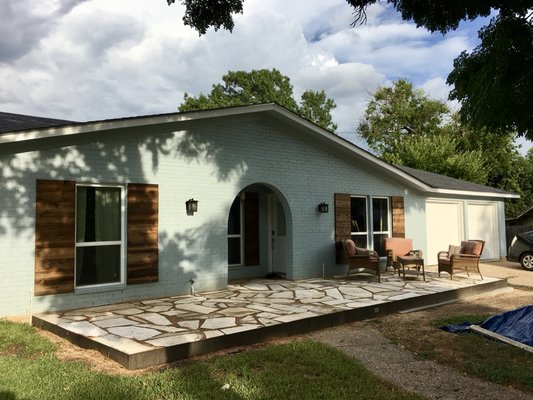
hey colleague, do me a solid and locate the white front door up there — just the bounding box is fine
[268,195,286,275]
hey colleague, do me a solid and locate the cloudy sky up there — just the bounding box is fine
[0,0,506,145]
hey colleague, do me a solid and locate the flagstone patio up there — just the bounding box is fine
[33,269,508,369]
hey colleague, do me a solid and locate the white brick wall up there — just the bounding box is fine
[0,115,426,316]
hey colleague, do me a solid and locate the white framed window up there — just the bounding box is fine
[227,194,244,266]
[350,195,391,256]
[350,196,368,248]
[371,197,391,256]
[75,184,125,288]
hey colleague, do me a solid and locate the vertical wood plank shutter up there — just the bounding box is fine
[335,193,351,264]
[127,183,159,284]
[391,196,405,238]
[34,179,75,295]
[244,192,260,266]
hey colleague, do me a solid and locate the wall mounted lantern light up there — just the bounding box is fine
[318,202,329,213]
[185,198,199,216]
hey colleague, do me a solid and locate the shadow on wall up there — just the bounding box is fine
[0,118,262,314]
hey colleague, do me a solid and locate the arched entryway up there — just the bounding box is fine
[226,183,291,281]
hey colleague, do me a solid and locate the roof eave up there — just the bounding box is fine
[0,103,516,200]
[424,188,519,199]
[0,104,275,145]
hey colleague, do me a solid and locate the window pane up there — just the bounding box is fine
[76,245,121,286]
[372,198,389,232]
[350,235,368,249]
[77,186,121,242]
[373,234,388,257]
[228,237,241,265]
[350,197,367,233]
[227,197,241,235]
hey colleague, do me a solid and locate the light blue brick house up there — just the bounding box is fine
[0,104,517,318]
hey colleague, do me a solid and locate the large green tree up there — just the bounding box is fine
[357,79,448,155]
[357,79,532,216]
[167,0,532,139]
[357,80,488,183]
[179,69,337,131]
[447,13,533,138]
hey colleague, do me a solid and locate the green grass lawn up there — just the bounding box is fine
[0,320,423,400]
[432,315,533,393]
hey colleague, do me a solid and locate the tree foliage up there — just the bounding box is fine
[298,90,338,132]
[357,80,489,183]
[166,0,243,35]
[352,1,533,140]
[447,13,533,138]
[357,80,448,155]
[167,0,533,139]
[179,69,337,131]
[383,134,487,184]
[357,79,533,216]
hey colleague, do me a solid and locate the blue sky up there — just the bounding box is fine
[1,0,529,151]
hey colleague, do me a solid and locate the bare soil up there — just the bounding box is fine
[367,287,533,395]
[369,287,532,351]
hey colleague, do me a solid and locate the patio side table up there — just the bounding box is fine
[396,255,425,281]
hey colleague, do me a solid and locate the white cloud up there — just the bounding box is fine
[420,76,451,102]
[0,0,89,62]
[0,0,481,136]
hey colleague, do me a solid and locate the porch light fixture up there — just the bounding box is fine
[318,202,329,213]
[185,198,198,216]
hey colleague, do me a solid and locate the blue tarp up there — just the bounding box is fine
[479,305,533,347]
[440,321,472,334]
[440,305,533,347]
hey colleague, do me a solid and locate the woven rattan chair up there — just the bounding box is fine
[437,240,485,280]
[384,238,423,272]
[342,239,380,282]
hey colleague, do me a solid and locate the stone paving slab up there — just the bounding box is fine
[33,269,506,369]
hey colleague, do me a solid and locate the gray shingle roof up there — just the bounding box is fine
[395,164,515,195]
[0,111,75,134]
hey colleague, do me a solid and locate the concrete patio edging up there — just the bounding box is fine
[32,277,508,369]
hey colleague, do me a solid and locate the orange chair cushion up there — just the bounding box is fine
[384,238,413,257]
[461,241,483,256]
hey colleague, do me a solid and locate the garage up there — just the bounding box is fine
[425,199,500,265]
[467,202,500,260]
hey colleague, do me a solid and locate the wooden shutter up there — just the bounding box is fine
[391,196,405,238]
[335,193,351,264]
[127,183,158,284]
[34,179,75,295]
[244,192,260,266]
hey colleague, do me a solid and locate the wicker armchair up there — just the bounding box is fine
[342,239,380,282]
[437,240,485,280]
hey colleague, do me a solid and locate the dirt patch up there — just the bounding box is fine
[369,287,532,346]
[366,287,533,394]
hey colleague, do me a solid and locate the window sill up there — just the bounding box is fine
[75,283,126,295]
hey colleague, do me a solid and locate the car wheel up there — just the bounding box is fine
[519,253,533,271]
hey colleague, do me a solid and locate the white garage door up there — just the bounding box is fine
[426,200,463,265]
[467,203,499,260]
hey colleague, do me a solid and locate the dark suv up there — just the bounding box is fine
[508,231,533,270]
